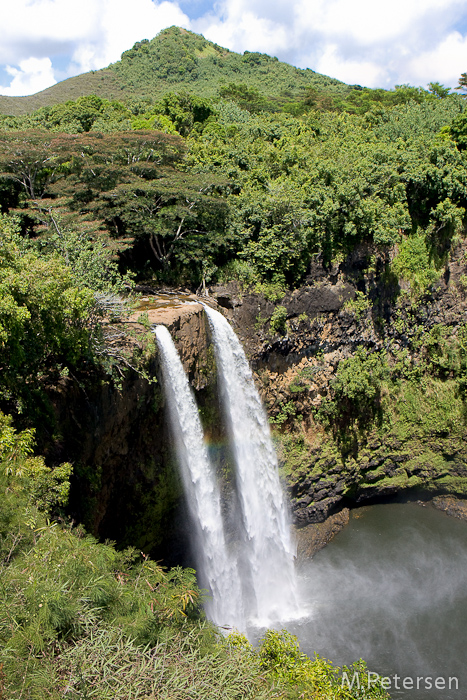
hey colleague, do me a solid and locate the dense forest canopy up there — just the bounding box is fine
[0,27,465,433]
[0,85,465,290]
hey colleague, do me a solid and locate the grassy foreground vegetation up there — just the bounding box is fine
[0,415,389,699]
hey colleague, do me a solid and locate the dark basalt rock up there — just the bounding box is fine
[432,496,467,521]
[296,508,350,559]
[294,496,342,525]
[284,283,354,320]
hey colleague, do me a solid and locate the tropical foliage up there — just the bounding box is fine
[0,27,467,700]
[1,85,465,289]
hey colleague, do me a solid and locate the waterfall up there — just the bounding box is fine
[204,306,300,628]
[154,325,243,629]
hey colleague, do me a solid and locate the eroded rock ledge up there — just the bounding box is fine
[51,254,467,562]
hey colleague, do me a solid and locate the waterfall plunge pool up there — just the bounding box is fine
[153,309,466,697]
[289,503,467,699]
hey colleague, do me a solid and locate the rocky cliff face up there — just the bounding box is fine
[49,244,467,559]
[49,300,217,564]
[209,242,467,528]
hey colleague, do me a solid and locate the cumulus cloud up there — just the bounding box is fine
[67,0,191,73]
[0,57,56,96]
[407,31,467,88]
[196,0,467,88]
[0,0,466,95]
[193,0,290,54]
[313,46,385,88]
[0,0,190,95]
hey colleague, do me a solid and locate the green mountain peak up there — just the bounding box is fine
[0,26,346,116]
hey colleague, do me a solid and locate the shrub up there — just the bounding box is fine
[391,233,440,294]
[270,305,288,335]
[258,629,389,699]
[318,348,388,438]
[343,290,371,320]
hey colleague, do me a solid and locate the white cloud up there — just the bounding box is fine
[293,0,450,45]
[0,0,190,95]
[0,0,466,95]
[68,0,191,73]
[0,57,56,96]
[197,0,467,88]
[314,45,385,87]
[407,31,467,87]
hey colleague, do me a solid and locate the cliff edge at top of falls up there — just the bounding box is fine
[128,294,209,389]
[47,235,467,562]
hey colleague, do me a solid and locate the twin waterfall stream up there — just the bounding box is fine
[154,306,300,634]
[157,305,467,697]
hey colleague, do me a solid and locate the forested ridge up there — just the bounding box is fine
[0,26,466,699]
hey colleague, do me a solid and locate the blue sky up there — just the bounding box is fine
[1,0,466,96]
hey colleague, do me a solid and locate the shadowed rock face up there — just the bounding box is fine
[48,238,467,559]
[295,508,350,559]
[50,301,218,566]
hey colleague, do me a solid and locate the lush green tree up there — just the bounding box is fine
[232,177,314,285]
[7,95,133,134]
[219,83,269,113]
[428,82,451,99]
[450,111,467,150]
[37,132,229,282]
[426,197,465,264]
[154,91,216,135]
[33,207,132,294]
[94,173,229,282]
[0,130,69,199]
[391,232,441,293]
[0,214,94,412]
[455,72,467,95]
[0,130,197,277]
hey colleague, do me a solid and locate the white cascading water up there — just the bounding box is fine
[154,325,244,629]
[204,306,301,627]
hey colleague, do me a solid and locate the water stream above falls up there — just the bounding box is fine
[292,503,467,699]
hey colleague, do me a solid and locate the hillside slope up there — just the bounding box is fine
[0,26,349,116]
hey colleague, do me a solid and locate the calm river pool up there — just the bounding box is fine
[292,503,467,699]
